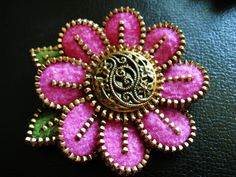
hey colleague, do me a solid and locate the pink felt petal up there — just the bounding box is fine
[103,121,146,168]
[61,102,98,156]
[143,27,181,65]
[104,12,141,47]
[161,63,204,100]
[62,23,105,63]
[142,108,191,147]
[39,62,86,105]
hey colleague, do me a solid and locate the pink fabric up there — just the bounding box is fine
[105,12,140,47]
[62,102,98,156]
[143,27,180,65]
[104,121,145,167]
[39,62,86,105]
[62,25,105,63]
[161,63,204,100]
[143,108,191,146]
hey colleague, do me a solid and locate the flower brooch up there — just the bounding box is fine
[26,7,209,176]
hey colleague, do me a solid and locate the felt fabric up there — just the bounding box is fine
[39,62,86,105]
[35,50,60,65]
[103,121,145,167]
[32,109,60,138]
[142,107,191,147]
[62,24,105,63]
[161,63,204,100]
[61,102,98,156]
[143,27,180,65]
[104,12,141,47]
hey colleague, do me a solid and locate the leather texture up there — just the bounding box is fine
[2,0,236,177]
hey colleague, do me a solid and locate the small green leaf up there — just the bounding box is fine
[25,107,61,146]
[30,46,60,67]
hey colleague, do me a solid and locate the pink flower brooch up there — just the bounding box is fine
[26,7,209,176]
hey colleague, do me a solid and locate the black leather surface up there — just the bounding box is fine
[2,0,236,177]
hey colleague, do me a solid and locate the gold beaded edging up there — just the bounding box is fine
[136,110,196,152]
[98,120,150,176]
[159,60,209,109]
[35,56,89,109]
[102,6,146,47]
[25,108,59,146]
[83,45,164,122]
[51,80,83,89]
[122,121,129,154]
[147,22,186,70]
[118,20,125,46]
[57,18,109,58]
[58,97,97,162]
[30,46,59,68]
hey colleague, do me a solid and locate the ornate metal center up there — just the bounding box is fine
[92,51,157,112]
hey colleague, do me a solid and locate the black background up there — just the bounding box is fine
[2,0,236,177]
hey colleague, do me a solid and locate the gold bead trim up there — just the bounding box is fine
[35,56,89,109]
[164,74,193,82]
[58,19,109,60]
[58,97,97,162]
[136,110,196,152]
[102,6,146,47]
[154,109,180,135]
[147,22,186,70]
[83,45,164,122]
[148,35,167,55]
[51,80,83,89]
[41,118,59,131]
[118,20,125,46]
[25,108,59,146]
[122,121,129,154]
[159,60,209,109]
[73,35,101,62]
[76,116,96,141]
[30,46,59,68]
[98,119,150,175]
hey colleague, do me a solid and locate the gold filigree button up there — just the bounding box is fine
[92,51,157,112]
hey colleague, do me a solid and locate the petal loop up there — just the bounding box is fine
[35,56,87,109]
[58,19,109,63]
[143,22,185,69]
[160,61,209,108]
[103,7,146,47]
[58,98,99,162]
[137,107,196,152]
[98,120,150,175]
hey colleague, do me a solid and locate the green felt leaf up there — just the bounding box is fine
[30,46,60,67]
[36,50,60,64]
[25,107,61,146]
